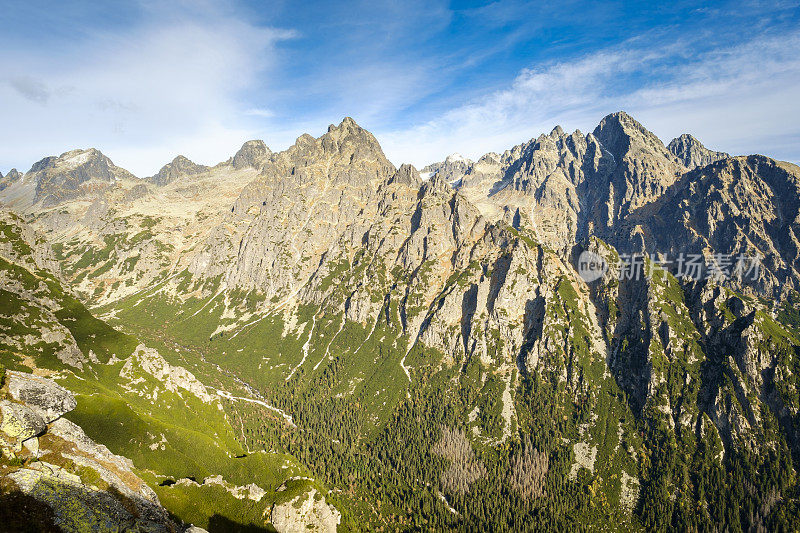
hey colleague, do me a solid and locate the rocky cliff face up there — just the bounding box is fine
[0,169,21,192]
[621,155,800,297]
[188,117,396,300]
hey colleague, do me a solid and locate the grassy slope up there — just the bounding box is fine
[0,218,318,532]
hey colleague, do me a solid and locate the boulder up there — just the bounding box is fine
[5,370,77,422]
[0,400,46,450]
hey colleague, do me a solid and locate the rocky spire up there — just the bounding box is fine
[147,155,208,186]
[231,140,272,170]
[388,163,422,187]
[0,168,21,192]
[667,133,729,170]
[588,111,683,229]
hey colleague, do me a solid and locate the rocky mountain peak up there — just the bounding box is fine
[445,153,472,165]
[667,133,729,170]
[232,139,272,170]
[26,148,136,206]
[148,155,209,186]
[587,111,683,230]
[287,117,392,173]
[592,111,669,158]
[388,163,423,187]
[0,168,21,193]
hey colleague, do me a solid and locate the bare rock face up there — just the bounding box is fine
[27,148,136,206]
[270,487,341,533]
[1,374,184,533]
[231,139,272,170]
[588,111,684,231]
[190,116,396,299]
[148,155,209,186]
[422,153,473,184]
[5,370,77,423]
[0,400,47,450]
[667,133,729,170]
[0,210,89,368]
[625,155,800,297]
[421,113,682,254]
[0,168,21,192]
[120,344,217,404]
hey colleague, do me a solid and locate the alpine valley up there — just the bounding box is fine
[1,112,800,532]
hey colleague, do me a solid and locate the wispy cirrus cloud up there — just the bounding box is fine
[1,0,799,176]
[379,27,800,167]
[0,1,295,176]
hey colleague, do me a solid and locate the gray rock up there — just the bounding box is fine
[27,148,136,206]
[667,133,729,170]
[6,370,77,423]
[0,400,46,449]
[231,139,272,170]
[0,168,21,192]
[147,155,209,186]
[270,487,340,533]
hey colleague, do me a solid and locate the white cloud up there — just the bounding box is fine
[0,2,295,176]
[378,30,800,167]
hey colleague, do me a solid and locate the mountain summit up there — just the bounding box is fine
[147,155,209,186]
[26,148,136,206]
[668,133,730,169]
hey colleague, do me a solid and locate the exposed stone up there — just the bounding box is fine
[667,133,729,170]
[148,155,209,186]
[5,370,77,423]
[231,140,272,170]
[270,487,340,533]
[0,400,46,450]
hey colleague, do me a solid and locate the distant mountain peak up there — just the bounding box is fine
[667,133,729,169]
[307,116,390,166]
[445,153,471,164]
[0,168,22,192]
[388,163,422,187]
[25,148,135,206]
[148,155,208,186]
[232,140,271,170]
[593,111,667,152]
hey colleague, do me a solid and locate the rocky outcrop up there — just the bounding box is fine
[120,344,217,404]
[422,153,473,184]
[189,116,396,299]
[588,111,683,231]
[5,371,77,423]
[148,155,209,186]
[270,486,340,533]
[1,400,46,451]
[624,155,800,297]
[1,373,188,532]
[0,210,90,369]
[0,168,21,192]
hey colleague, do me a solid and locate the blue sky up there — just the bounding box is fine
[1,0,799,175]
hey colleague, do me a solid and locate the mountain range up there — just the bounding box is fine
[1,111,799,532]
